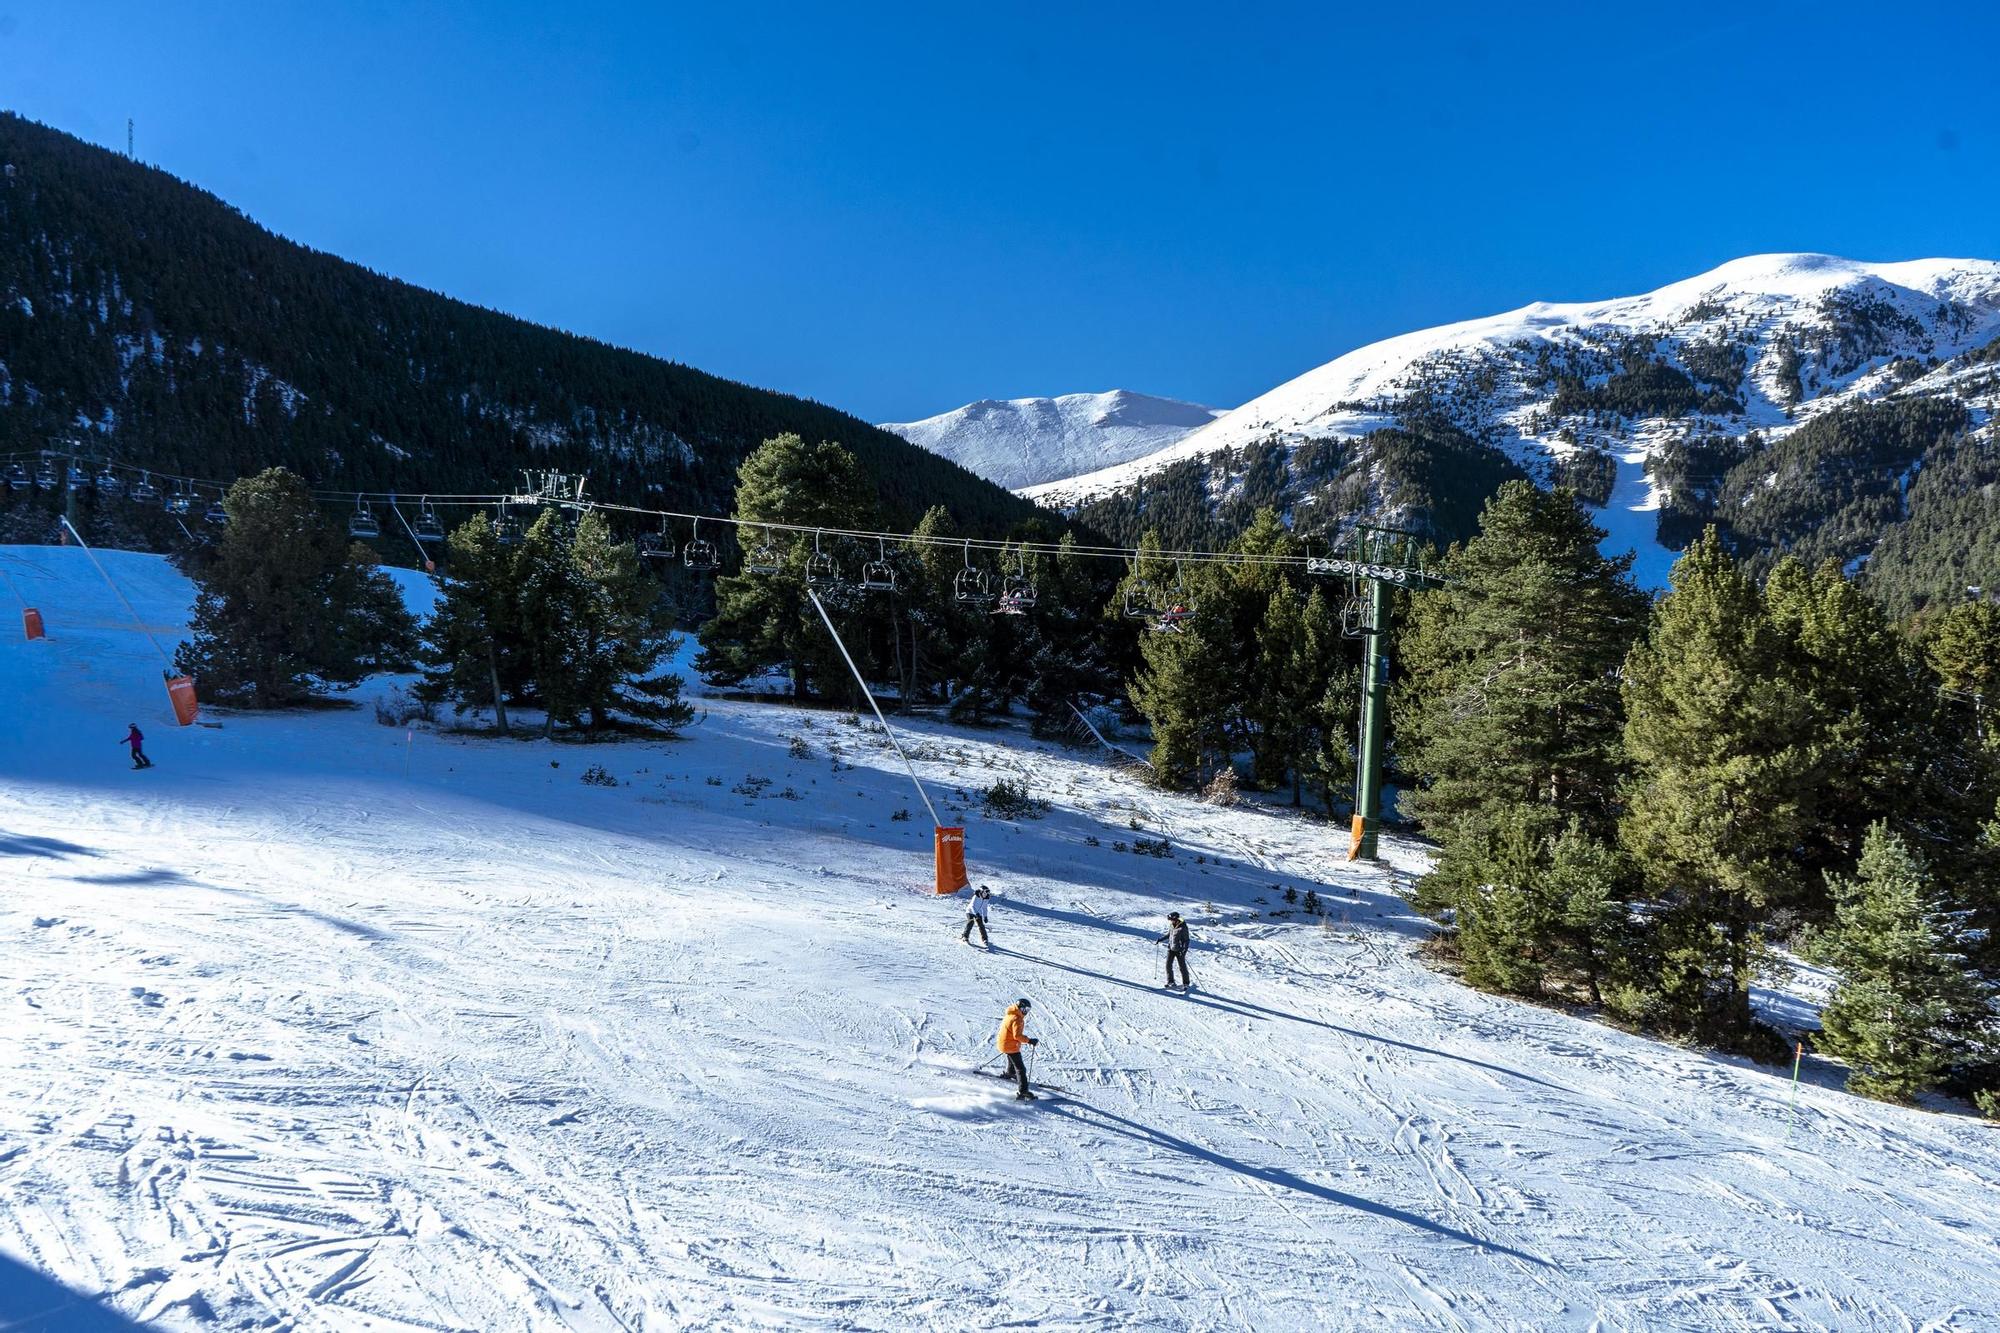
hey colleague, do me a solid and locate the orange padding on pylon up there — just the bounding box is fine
[22,608,43,640]
[1346,813,1366,861]
[934,826,968,894]
[166,675,199,727]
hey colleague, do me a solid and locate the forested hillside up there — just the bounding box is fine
[0,114,1037,536]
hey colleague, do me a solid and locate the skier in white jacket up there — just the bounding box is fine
[961,885,993,947]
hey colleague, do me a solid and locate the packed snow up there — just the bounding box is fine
[881,390,1223,491]
[4,545,2000,1329]
[1024,254,2000,587]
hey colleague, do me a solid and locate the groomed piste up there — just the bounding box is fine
[3,544,1998,1329]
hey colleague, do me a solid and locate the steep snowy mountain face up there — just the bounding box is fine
[881,389,1223,490]
[1026,256,2000,595]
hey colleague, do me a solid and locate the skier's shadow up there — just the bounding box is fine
[0,1249,152,1328]
[989,946,1572,1095]
[1043,1095,1551,1268]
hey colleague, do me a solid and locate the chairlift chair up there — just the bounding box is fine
[804,531,840,588]
[4,463,26,490]
[636,517,673,559]
[66,464,88,491]
[165,482,193,515]
[744,526,784,575]
[1122,579,1158,620]
[682,518,719,571]
[860,538,897,592]
[1150,565,1195,632]
[348,495,380,539]
[34,459,57,490]
[995,575,1037,616]
[132,472,160,504]
[202,497,229,526]
[954,542,993,604]
[493,505,523,546]
[413,498,445,544]
[94,468,123,498]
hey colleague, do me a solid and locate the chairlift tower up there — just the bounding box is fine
[1310,525,1440,861]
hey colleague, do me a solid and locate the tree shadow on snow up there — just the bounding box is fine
[1044,1095,1551,1268]
[63,866,392,942]
[991,946,1574,1095]
[0,831,99,859]
[0,1250,152,1330]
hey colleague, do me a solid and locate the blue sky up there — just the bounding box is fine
[4,2,1995,423]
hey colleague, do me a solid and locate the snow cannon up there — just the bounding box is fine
[934,826,968,894]
[22,608,43,640]
[166,675,199,727]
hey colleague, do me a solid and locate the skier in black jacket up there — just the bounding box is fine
[1157,911,1191,990]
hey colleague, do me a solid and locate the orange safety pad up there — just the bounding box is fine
[166,675,199,727]
[934,826,968,894]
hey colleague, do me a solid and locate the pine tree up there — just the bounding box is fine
[1763,558,1939,899]
[1620,528,1819,1044]
[418,510,523,732]
[1398,482,1647,852]
[696,434,875,697]
[1817,824,1991,1102]
[1249,581,1306,792]
[1297,588,1356,815]
[1926,599,2000,746]
[173,467,415,706]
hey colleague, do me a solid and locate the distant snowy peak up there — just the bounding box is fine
[882,389,1223,490]
[1023,254,2000,506]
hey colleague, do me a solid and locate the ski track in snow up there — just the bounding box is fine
[3,546,1999,1329]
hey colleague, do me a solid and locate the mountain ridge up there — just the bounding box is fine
[881,388,1221,490]
[1027,253,2000,601]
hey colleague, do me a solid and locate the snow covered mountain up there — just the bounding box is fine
[10,544,2000,1326]
[881,389,1223,490]
[1026,255,2000,593]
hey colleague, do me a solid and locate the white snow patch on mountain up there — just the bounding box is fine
[882,389,1223,490]
[4,545,1999,1328]
[1025,255,2000,587]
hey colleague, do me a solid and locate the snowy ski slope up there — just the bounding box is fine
[3,546,1999,1329]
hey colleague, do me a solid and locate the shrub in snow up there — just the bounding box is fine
[1202,767,1240,807]
[580,764,618,788]
[982,780,1049,821]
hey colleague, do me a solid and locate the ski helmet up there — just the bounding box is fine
[1016,997,1032,1010]
[1168,911,1181,921]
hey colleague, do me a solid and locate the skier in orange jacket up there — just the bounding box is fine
[996,998,1039,1101]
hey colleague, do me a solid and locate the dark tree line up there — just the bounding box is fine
[1396,482,2000,1112]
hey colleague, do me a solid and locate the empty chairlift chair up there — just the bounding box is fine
[743,527,784,575]
[66,464,88,491]
[413,498,445,544]
[34,459,58,490]
[1122,578,1158,620]
[4,463,26,491]
[203,496,229,525]
[95,468,124,498]
[348,495,380,539]
[954,542,993,605]
[860,539,897,592]
[682,519,719,571]
[636,518,673,560]
[132,472,160,504]
[804,532,840,588]
[493,504,523,546]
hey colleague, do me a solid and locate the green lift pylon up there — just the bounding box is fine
[1311,525,1439,861]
